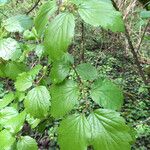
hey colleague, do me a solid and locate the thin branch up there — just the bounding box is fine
[36,67,47,85]
[26,0,41,15]
[136,19,150,53]
[143,1,150,9]
[111,0,150,94]
[80,22,85,63]
[124,27,148,84]
[71,64,82,84]
[0,10,8,17]
[123,0,137,20]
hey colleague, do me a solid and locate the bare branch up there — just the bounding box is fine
[111,0,150,94]
[26,0,41,15]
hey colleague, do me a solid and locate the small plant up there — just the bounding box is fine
[0,0,137,149]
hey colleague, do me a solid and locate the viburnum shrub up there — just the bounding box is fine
[0,0,136,149]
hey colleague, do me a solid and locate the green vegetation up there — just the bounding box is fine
[0,0,150,149]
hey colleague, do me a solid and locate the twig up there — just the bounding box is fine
[71,65,90,113]
[36,67,47,85]
[26,0,41,15]
[124,27,148,85]
[136,19,150,53]
[80,22,85,63]
[71,64,82,84]
[123,0,137,20]
[111,0,150,94]
[0,10,7,17]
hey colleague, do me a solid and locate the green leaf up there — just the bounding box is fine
[15,65,42,91]
[0,62,6,77]
[44,12,75,60]
[50,61,69,84]
[15,72,33,92]
[88,109,132,150]
[58,114,91,150]
[140,10,150,19]
[35,44,44,58]
[24,86,51,118]
[50,80,80,118]
[29,64,42,78]
[2,15,33,33]
[100,0,112,3]
[91,78,124,110]
[0,129,15,150]
[26,114,40,129]
[17,136,38,150]
[15,91,26,102]
[50,53,73,84]
[0,0,9,6]
[23,30,36,40]
[0,38,21,60]
[78,0,124,32]
[35,0,57,36]
[0,92,14,109]
[3,111,26,134]
[0,107,18,126]
[76,63,98,80]
[4,62,28,80]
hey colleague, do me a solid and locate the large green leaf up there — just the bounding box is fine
[15,72,33,91]
[44,12,75,60]
[91,78,123,110]
[0,129,15,150]
[15,65,42,91]
[2,15,33,33]
[35,0,57,36]
[0,107,18,126]
[24,86,51,118]
[0,92,14,109]
[50,80,80,118]
[50,53,73,84]
[88,109,132,150]
[3,111,26,134]
[78,0,124,32]
[17,136,38,150]
[76,63,98,81]
[4,62,28,80]
[0,38,21,60]
[58,114,91,150]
